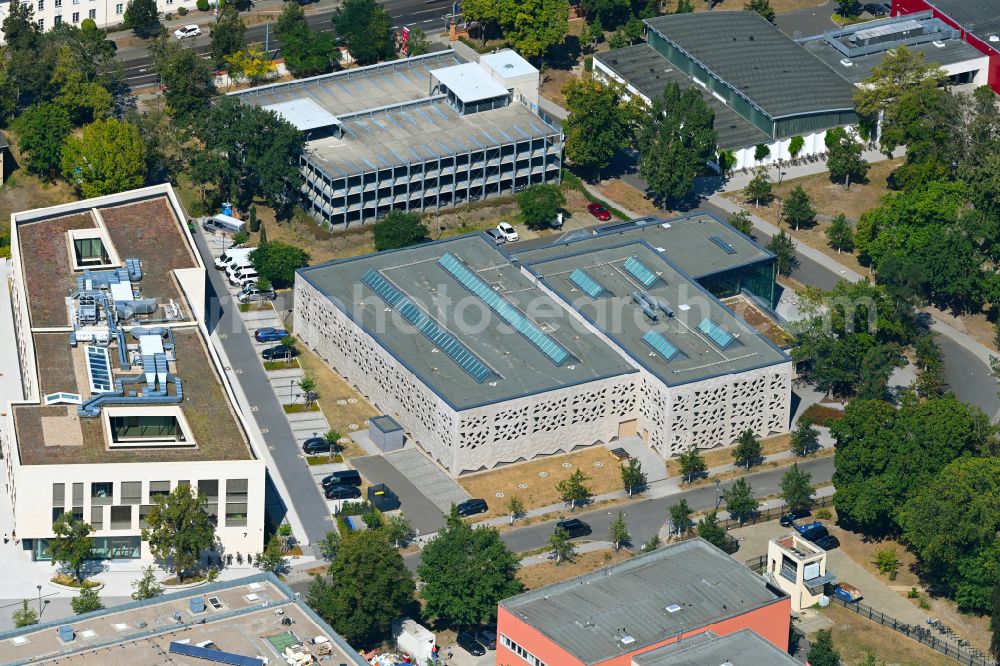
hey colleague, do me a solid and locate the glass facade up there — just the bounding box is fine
[110,415,185,442]
[697,259,778,308]
[32,536,141,561]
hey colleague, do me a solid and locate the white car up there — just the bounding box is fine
[496,222,519,242]
[174,24,202,39]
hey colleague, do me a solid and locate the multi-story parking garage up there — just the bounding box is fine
[230,51,563,228]
[295,213,791,475]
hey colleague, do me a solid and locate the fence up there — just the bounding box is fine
[716,494,834,532]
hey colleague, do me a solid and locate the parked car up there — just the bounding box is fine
[457,631,486,657]
[324,484,361,500]
[496,222,519,242]
[832,582,862,603]
[302,437,333,455]
[863,2,890,15]
[779,507,811,527]
[228,266,258,287]
[174,24,202,39]
[215,247,253,270]
[798,523,830,543]
[456,498,488,517]
[261,345,298,361]
[475,629,497,651]
[814,534,841,551]
[587,202,612,221]
[239,284,276,303]
[254,327,290,343]
[322,470,362,488]
[484,228,506,245]
[556,518,592,539]
[368,483,401,511]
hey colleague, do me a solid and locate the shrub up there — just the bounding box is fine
[814,508,832,520]
[81,17,97,31]
[164,12,173,20]
[177,5,187,14]
[584,55,593,72]
[907,587,920,599]
[196,0,209,11]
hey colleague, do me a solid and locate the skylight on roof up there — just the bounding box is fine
[623,256,658,287]
[698,318,735,349]
[710,236,737,254]
[642,330,680,361]
[569,268,605,299]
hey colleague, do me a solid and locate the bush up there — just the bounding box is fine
[907,587,920,599]
[814,508,832,520]
[177,5,187,14]
[584,55,593,72]
[196,0,209,10]
[164,12,173,20]
[81,17,97,31]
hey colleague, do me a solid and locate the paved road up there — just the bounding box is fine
[118,0,455,87]
[192,231,333,547]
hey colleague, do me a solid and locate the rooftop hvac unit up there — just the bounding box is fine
[840,58,853,67]
[932,40,946,47]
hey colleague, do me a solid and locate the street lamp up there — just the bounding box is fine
[714,479,722,509]
[36,585,42,616]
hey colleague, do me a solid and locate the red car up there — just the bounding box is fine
[587,202,612,221]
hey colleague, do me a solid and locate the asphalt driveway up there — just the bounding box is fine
[351,455,447,536]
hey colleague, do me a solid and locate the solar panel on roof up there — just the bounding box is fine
[623,256,658,287]
[361,269,495,383]
[569,268,605,298]
[710,236,737,255]
[85,345,114,393]
[642,330,680,361]
[168,642,264,666]
[438,253,571,366]
[698,318,735,349]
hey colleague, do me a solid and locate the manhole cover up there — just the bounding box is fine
[348,424,359,430]
[561,462,572,469]
[348,398,357,404]
[518,483,529,489]
[594,461,605,468]
[338,437,351,444]
[495,492,504,498]
[337,400,348,406]
[538,471,549,478]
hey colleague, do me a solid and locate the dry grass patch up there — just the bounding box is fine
[459,447,625,519]
[518,548,632,590]
[801,404,845,424]
[294,344,378,447]
[817,603,957,666]
[666,433,791,478]
[722,295,792,347]
[0,168,78,259]
[591,178,664,217]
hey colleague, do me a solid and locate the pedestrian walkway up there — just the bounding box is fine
[606,437,667,484]
[384,448,470,513]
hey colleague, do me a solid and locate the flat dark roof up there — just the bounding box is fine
[593,45,771,150]
[644,11,858,119]
[501,539,786,666]
[633,629,799,666]
[802,35,984,82]
[917,0,1000,48]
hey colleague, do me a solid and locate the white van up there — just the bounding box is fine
[214,247,254,270]
[228,265,259,287]
[202,214,246,235]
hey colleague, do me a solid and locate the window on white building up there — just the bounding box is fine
[73,0,79,5]
[37,18,44,29]
[72,11,79,21]
[54,14,62,25]
[88,8,95,17]
[37,0,44,10]
[115,2,123,13]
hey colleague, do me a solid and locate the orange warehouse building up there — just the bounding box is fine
[496,539,792,666]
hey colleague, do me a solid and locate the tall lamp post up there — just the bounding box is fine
[36,585,42,617]
[714,479,722,509]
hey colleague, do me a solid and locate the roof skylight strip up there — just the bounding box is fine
[569,268,605,299]
[641,330,680,361]
[623,256,658,287]
[698,318,735,349]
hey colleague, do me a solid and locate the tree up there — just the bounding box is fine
[753,143,770,163]
[780,463,815,513]
[419,508,521,626]
[123,0,161,38]
[744,0,775,22]
[826,127,869,189]
[372,211,429,251]
[298,375,317,408]
[249,241,310,289]
[150,38,215,122]
[211,6,246,69]
[837,0,860,16]
[788,135,805,160]
[131,566,163,600]
[637,82,717,205]
[258,221,268,247]
[807,630,841,666]
[49,514,94,584]
[197,97,304,217]
[743,167,773,207]
[140,485,216,583]
[731,429,762,469]
[275,2,341,78]
[12,600,38,628]
[499,0,569,61]
[856,344,899,401]
[322,428,342,455]
[225,47,278,86]
[914,332,946,398]
[643,534,661,551]
[506,495,525,525]
[678,445,706,483]
[607,511,630,550]
[257,535,286,574]
[766,229,798,276]
[331,0,395,66]
[61,119,147,198]
[71,586,104,614]
[547,527,577,564]
[317,530,341,561]
[872,547,900,579]
[696,510,728,550]
[276,522,294,553]
[898,456,1000,612]
[991,582,1000,661]
[834,394,992,535]
[620,458,647,496]
[556,469,591,508]
[15,103,72,179]
[382,514,415,548]
[825,213,854,253]
[790,418,820,457]
[723,478,759,524]
[674,0,694,12]
[518,184,565,229]
[308,530,415,647]
[669,499,691,536]
[562,78,633,175]
[584,17,605,46]
[727,210,754,237]
[50,46,114,126]
[404,27,430,57]
[462,0,504,47]
[782,185,816,230]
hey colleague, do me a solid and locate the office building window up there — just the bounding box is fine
[72,482,84,506]
[72,11,79,21]
[55,0,61,6]
[53,483,65,505]
[149,481,171,499]
[225,479,248,527]
[91,482,113,505]
[115,3,123,13]
[88,8,95,17]
[38,18,44,29]
[90,506,104,530]
[500,635,547,666]
[37,0,44,10]
[138,505,155,528]
[54,14,62,24]
[121,481,142,505]
[110,506,132,529]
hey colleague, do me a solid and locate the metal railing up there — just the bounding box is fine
[716,494,835,532]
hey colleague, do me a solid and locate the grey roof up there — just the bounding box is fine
[802,35,984,83]
[523,241,789,388]
[431,62,510,102]
[370,415,403,433]
[297,235,636,411]
[593,45,771,150]
[633,629,799,666]
[263,98,341,131]
[644,11,858,119]
[480,50,539,77]
[916,0,1000,47]
[500,539,787,666]
[511,212,773,278]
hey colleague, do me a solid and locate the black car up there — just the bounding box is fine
[456,498,488,517]
[864,2,889,15]
[800,525,830,543]
[814,534,841,551]
[475,630,497,651]
[261,345,299,361]
[322,469,362,487]
[457,631,486,657]
[556,518,592,539]
[779,507,811,527]
[324,484,361,500]
[302,437,333,455]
